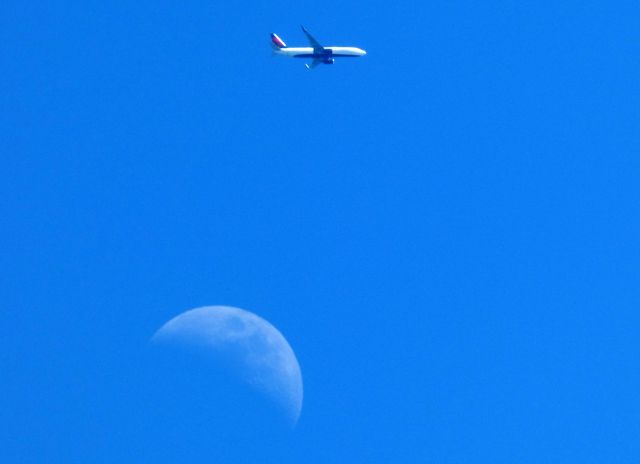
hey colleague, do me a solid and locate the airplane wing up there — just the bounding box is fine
[305,58,323,70]
[301,26,324,51]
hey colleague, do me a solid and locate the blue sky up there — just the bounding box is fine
[2,0,639,462]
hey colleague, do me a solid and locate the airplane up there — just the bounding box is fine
[270,26,366,69]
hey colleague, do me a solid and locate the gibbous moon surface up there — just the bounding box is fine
[151,306,303,425]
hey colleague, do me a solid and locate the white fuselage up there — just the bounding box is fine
[276,47,367,58]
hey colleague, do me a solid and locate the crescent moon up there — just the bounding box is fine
[151,306,303,425]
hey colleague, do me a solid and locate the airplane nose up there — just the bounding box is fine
[361,49,367,56]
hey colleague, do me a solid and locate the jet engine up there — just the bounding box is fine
[324,57,335,64]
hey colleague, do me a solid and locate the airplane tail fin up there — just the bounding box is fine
[270,33,287,50]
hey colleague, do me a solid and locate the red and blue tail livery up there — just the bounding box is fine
[271,33,287,49]
[270,26,366,69]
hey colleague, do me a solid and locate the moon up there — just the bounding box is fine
[151,306,303,425]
